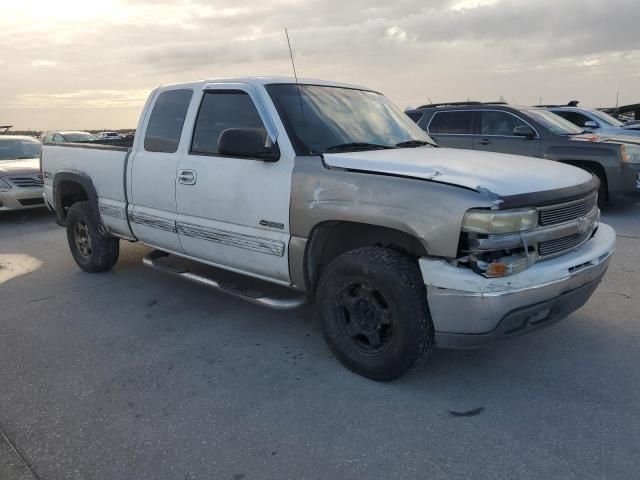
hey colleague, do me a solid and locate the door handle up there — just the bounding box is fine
[178,169,197,185]
[478,138,492,145]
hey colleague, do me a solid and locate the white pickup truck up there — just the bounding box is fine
[41,77,615,381]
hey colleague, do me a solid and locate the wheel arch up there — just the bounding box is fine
[558,160,608,200]
[52,171,99,226]
[303,220,429,293]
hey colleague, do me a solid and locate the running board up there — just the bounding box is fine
[142,250,308,310]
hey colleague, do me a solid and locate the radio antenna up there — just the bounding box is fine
[285,28,299,83]
[284,28,308,134]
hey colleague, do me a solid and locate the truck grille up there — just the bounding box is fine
[6,175,44,188]
[538,230,591,257]
[539,194,597,226]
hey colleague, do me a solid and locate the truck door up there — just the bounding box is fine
[128,88,193,253]
[474,110,542,157]
[175,84,292,283]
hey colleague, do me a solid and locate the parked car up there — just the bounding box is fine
[96,131,125,141]
[41,131,98,143]
[406,102,640,202]
[543,103,640,137]
[601,103,640,127]
[41,78,614,381]
[0,136,45,211]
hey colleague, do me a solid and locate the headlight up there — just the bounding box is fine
[621,144,640,164]
[462,208,537,234]
[0,178,11,190]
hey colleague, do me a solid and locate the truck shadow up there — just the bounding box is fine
[0,208,53,225]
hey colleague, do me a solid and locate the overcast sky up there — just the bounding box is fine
[1,0,639,130]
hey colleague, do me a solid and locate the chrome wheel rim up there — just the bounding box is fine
[74,220,92,258]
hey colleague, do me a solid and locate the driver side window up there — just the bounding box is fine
[556,111,593,128]
[480,111,528,136]
[190,90,267,156]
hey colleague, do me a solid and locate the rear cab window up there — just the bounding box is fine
[428,111,474,134]
[144,89,193,153]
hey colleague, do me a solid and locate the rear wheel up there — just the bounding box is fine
[66,201,119,272]
[317,247,433,381]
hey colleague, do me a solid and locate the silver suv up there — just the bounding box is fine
[545,103,640,138]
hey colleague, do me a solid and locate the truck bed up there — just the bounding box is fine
[41,142,134,239]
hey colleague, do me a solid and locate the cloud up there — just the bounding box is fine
[450,0,499,11]
[385,26,408,43]
[3,90,150,109]
[31,60,57,68]
[1,0,639,129]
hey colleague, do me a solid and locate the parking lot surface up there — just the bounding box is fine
[1,201,639,480]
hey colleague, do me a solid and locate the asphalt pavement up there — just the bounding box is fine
[1,200,639,480]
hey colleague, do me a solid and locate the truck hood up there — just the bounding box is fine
[323,147,593,197]
[0,158,40,176]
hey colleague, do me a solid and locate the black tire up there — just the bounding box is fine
[66,201,119,272]
[317,246,434,381]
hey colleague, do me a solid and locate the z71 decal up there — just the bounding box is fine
[259,219,285,230]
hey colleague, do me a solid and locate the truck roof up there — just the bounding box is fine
[158,76,373,93]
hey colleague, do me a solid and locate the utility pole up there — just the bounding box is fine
[616,92,620,107]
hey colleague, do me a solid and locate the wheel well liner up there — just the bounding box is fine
[304,221,428,292]
[52,171,99,225]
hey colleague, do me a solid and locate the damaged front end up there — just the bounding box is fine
[453,193,600,278]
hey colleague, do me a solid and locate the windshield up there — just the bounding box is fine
[0,139,41,160]
[588,109,625,127]
[266,84,433,154]
[65,133,98,142]
[523,109,584,135]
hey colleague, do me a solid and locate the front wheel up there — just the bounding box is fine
[66,201,119,272]
[583,167,608,207]
[317,247,434,381]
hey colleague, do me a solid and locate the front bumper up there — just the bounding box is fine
[420,223,615,348]
[0,188,46,211]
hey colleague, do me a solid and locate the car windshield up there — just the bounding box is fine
[266,84,434,154]
[65,133,98,142]
[589,109,625,127]
[0,139,41,160]
[522,109,584,135]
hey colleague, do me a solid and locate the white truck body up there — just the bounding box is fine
[41,77,615,380]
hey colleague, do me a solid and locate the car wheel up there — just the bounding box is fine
[317,246,433,381]
[66,201,119,272]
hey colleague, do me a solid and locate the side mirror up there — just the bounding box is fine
[513,125,536,138]
[217,128,279,162]
[583,120,598,129]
